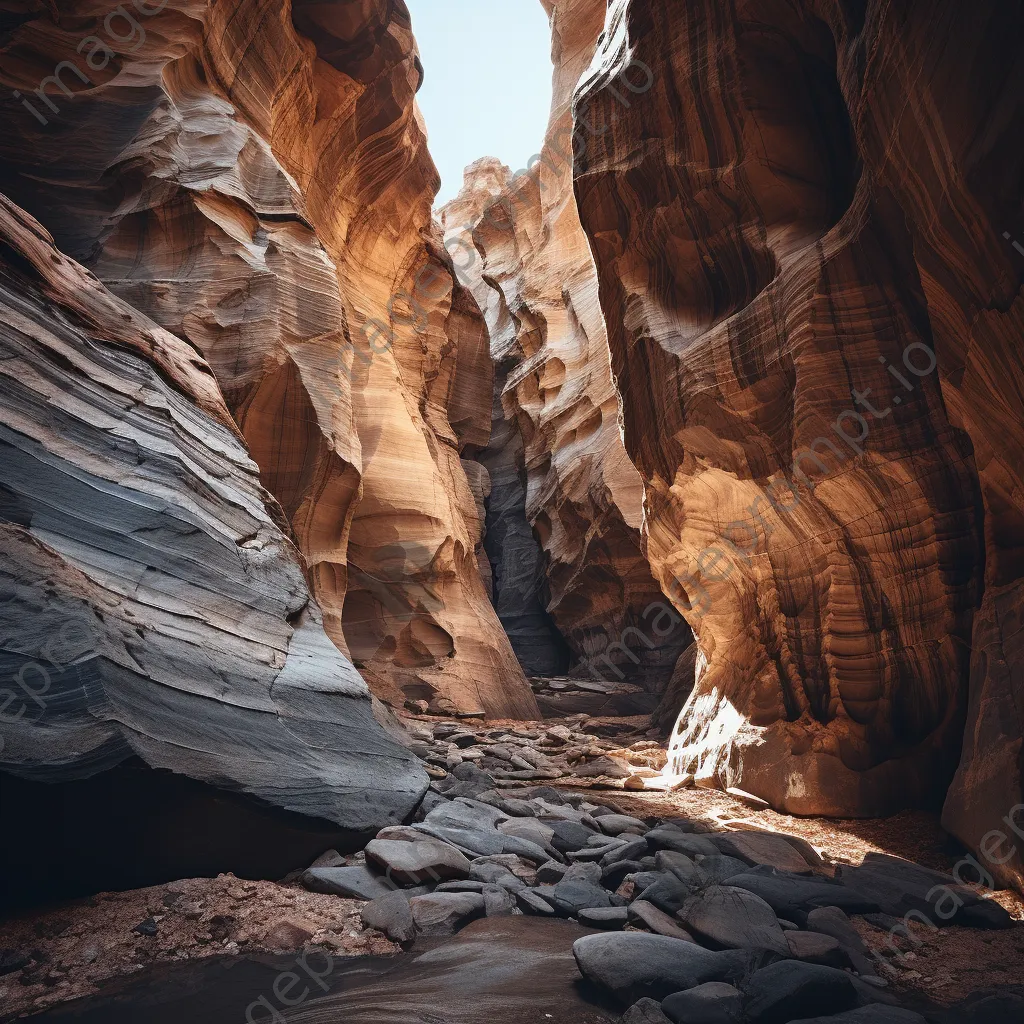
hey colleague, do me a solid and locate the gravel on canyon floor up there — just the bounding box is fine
[0,874,399,1019]
[3,710,1023,1022]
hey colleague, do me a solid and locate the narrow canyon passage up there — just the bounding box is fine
[1,0,1023,1022]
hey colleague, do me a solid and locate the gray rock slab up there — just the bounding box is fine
[300,866,395,901]
[597,814,648,836]
[627,899,695,941]
[645,826,719,857]
[708,832,815,874]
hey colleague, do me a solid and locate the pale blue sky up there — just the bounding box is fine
[406,0,554,206]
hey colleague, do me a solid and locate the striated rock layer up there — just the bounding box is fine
[442,0,691,690]
[572,0,1024,884]
[0,0,536,719]
[0,194,427,830]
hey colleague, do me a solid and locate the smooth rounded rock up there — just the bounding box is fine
[408,892,486,936]
[597,813,648,836]
[785,930,849,967]
[572,932,751,1002]
[579,906,629,929]
[365,836,471,886]
[679,886,789,954]
[360,890,416,943]
[743,960,857,1023]
[661,982,743,1024]
[622,997,673,1023]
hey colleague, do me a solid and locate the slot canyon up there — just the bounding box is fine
[0,1,1022,1021]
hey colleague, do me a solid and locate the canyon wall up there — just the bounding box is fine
[0,193,427,829]
[442,0,691,690]
[572,0,1023,885]
[0,0,537,719]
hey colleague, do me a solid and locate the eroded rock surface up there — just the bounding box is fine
[571,0,1024,879]
[0,195,426,829]
[441,0,691,690]
[0,0,536,720]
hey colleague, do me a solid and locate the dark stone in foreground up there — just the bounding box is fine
[788,1008,927,1023]
[743,960,858,1023]
[661,982,743,1024]
[572,932,752,1003]
[622,997,673,1023]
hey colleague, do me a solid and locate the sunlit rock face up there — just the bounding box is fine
[441,0,692,690]
[0,194,428,829]
[0,0,537,719]
[572,0,1022,857]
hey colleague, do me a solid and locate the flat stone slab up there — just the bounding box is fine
[723,871,880,919]
[300,866,395,901]
[627,899,695,941]
[596,814,648,836]
[708,832,815,874]
[579,906,629,929]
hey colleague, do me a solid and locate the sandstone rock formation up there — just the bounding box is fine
[0,0,537,719]
[571,0,1023,884]
[441,0,691,690]
[0,193,427,830]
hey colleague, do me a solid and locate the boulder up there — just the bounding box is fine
[622,997,673,1023]
[597,814,649,836]
[360,891,416,943]
[572,932,752,1003]
[408,892,486,936]
[645,827,719,858]
[678,887,789,954]
[364,837,471,886]
[723,871,879,921]
[661,982,743,1024]
[547,879,616,918]
[482,885,518,917]
[743,961,858,1023]
[785,931,849,967]
[806,907,876,975]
